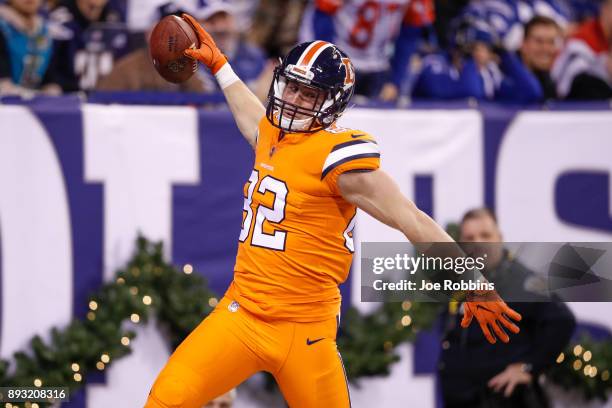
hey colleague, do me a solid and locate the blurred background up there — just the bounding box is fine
[0,0,612,407]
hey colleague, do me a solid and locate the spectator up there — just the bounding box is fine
[202,388,235,408]
[0,0,61,96]
[248,0,305,58]
[195,0,272,102]
[552,0,612,99]
[96,2,208,92]
[49,0,127,92]
[413,17,543,103]
[519,16,563,100]
[438,208,576,408]
[299,0,436,101]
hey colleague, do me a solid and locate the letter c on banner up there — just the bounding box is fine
[497,112,612,241]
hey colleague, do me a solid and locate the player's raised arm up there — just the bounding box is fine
[182,13,263,149]
[337,169,522,344]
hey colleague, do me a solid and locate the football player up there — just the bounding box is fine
[144,14,522,408]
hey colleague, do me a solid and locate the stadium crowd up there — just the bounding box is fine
[1,0,611,102]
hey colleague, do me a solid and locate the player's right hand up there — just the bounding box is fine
[461,290,522,344]
[181,13,228,74]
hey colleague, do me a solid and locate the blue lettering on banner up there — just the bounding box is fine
[30,103,105,408]
[172,110,253,295]
[414,175,434,218]
[482,107,517,211]
[555,172,612,234]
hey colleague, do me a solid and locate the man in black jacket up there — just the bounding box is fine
[439,208,576,408]
[519,16,563,101]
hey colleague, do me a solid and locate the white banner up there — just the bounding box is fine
[1,105,611,408]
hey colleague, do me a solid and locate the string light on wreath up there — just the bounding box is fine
[556,352,565,363]
[574,345,583,356]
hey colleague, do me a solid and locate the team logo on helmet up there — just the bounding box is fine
[341,58,355,86]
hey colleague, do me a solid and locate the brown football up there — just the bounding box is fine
[149,15,200,83]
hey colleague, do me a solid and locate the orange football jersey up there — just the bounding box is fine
[226,117,380,322]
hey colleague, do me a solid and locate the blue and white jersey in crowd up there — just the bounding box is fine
[413,51,542,103]
[49,0,128,92]
[413,53,484,99]
[299,0,413,74]
[460,0,570,50]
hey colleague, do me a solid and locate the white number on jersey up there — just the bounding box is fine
[238,170,259,242]
[239,169,288,250]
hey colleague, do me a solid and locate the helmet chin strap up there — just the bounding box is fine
[279,115,314,131]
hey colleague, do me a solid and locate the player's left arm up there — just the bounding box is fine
[337,169,522,344]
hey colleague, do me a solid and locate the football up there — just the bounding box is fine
[149,15,200,83]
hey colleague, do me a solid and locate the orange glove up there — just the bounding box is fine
[461,290,522,344]
[181,13,228,74]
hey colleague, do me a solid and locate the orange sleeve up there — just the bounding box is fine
[322,138,381,194]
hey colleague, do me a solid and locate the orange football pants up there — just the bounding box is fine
[144,296,351,408]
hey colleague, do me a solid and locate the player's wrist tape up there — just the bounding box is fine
[215,63,239,89]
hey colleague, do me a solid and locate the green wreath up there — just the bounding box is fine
[0,236,609,407]
[0,237,216,407]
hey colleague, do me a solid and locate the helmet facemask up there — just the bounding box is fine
[266,66,343,133]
